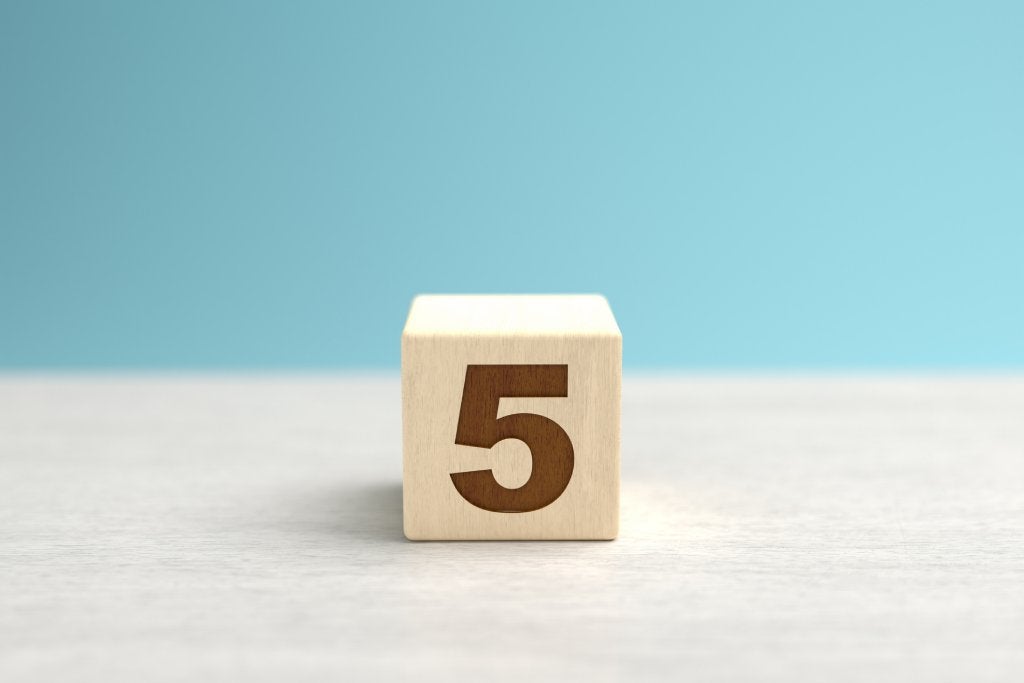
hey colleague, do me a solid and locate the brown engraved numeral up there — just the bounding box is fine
[451,364,574,513]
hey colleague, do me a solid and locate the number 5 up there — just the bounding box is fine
[451,365,574,513]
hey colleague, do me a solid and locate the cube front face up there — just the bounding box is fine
[403,331,620,540]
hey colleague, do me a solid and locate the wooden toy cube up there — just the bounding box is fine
[402,295,621,540]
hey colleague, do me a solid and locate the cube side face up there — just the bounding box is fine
[402,331,620,540]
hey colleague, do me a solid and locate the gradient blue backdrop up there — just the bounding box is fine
[2,1,1022,369]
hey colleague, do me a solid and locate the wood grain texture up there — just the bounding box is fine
[402,295,621,540]
[1,375,1023,682]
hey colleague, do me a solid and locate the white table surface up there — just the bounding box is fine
[1,375,1022,682]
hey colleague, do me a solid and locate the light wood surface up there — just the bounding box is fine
[402,294,621,335]
[1,375,1023,682]
[402,295,621,540]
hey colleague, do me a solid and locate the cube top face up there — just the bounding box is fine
[403,294,621,337]
[402,295,621,541]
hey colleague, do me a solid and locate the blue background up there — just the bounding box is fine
[2,1,1022,369]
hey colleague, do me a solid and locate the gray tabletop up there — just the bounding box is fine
[1,375,1022,681]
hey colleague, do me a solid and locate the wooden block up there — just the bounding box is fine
[402,295,621,540]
